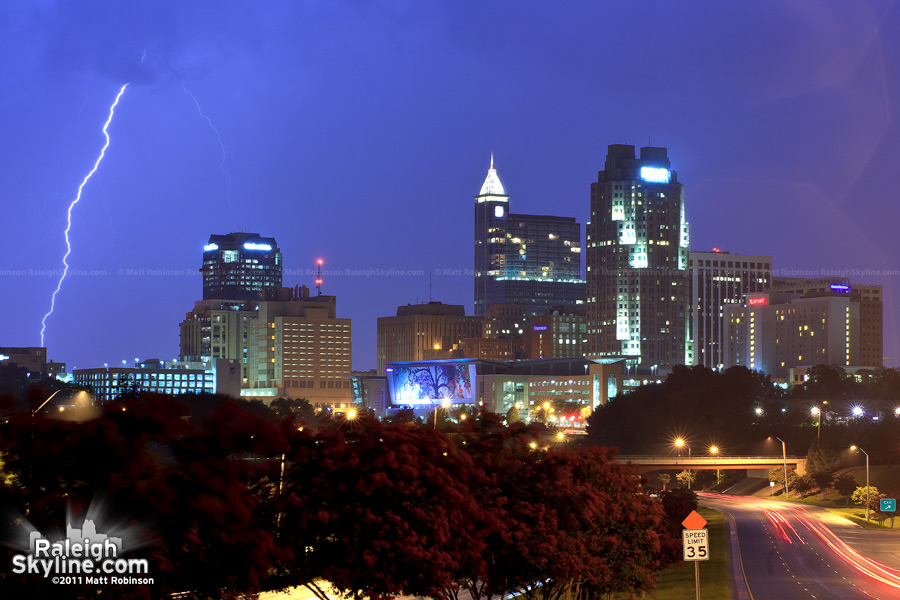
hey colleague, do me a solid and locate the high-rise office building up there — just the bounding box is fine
[527,305,587,359]
[201,232,282,301]
[586,145,690,371]
[244,285,352,408]
[474,157,585,317]
[689,250,772,370]
[376,302,484,375]
[484,303,531,339]
[853,285,883,367]
[179,299,257,385]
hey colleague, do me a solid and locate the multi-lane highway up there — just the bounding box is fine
[702,493,900,600]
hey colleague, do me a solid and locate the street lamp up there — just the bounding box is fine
[710,445,720,485]
[674,438,692,490]
[433,398,451,430]
[772,436,789,499]
[811,406,821,441]
[851,445,870,521]
[33,389,70,418]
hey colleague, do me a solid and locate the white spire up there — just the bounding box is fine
[478,154,506,197]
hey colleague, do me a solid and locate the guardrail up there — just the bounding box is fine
[616,455,804,461]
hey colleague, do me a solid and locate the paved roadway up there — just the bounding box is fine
[702,493,900,600]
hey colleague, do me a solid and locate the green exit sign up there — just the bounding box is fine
[881,498,896,512]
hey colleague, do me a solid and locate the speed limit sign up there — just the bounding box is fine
[683,528,709,561]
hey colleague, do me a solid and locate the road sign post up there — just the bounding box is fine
[682,511,709,600]
[683,528,710,561]
[882,498,896,528]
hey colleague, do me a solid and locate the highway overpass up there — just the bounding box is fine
[615,455,807,475]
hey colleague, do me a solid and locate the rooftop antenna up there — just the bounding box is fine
[429,271,433,302]
[315,258,323,296]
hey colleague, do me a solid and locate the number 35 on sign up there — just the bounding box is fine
[682,528,709,561]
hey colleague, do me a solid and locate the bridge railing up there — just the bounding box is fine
[616,455,804,460]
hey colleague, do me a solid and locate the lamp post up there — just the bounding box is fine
[710,445,720,486]
[675,438,691,490]
[811,406,821,441]
[774,436,789,499]
[851,445,870,521]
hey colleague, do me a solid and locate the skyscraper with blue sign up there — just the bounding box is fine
[200,232,282,301]
[473,156,585,317]
[586,145,690,371]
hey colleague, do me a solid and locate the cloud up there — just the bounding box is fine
[6,0,271,86]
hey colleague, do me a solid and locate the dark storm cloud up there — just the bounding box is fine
[4,0,273,85]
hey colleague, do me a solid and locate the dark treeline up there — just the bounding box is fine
[586,365,900,466]
[0,391,690,600]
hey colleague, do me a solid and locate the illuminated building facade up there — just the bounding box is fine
[454,337,524,361]
[527,305,587,359]
[179,299,256,385]
[384,357,625,425]
[586,145,690,370]
[771,277,882,368]
[74,359,241,403]
[723,288,861,379]
[201,232,282,301]
[376,302,484,375]
[689,250,772,370]
[474,157,585,317]
[854,285,883,367]
[243,286,352,409]
[484,303,531,339]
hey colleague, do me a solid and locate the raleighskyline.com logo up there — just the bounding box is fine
[11,519,152,585]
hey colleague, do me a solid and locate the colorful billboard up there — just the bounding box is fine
[387,362,476,406]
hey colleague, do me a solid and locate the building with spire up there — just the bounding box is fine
[473,155,585,317]
[586,145,690,372]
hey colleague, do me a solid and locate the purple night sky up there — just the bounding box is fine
[1,1,898,371]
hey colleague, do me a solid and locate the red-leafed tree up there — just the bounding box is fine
[0,393,288,600]
[271,416,487,600]
[450,419,679,600]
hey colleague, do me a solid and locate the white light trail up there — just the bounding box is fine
[40,84,129,347]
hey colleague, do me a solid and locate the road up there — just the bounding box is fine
[702,493,900,600]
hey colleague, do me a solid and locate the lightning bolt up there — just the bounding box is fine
[172,65,232,209]
[40,84,129,347]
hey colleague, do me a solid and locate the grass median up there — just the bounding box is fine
[613,507,730,599]
[761,495,896,530]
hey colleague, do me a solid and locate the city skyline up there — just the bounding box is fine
[2,2,898,371]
